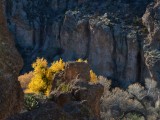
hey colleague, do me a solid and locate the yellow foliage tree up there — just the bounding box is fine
[50,59,65,73]
[27,58,49,95]
[26,58,65,95]
[25,58,98,96]
[90,70,98,83]
[76,58,88,63]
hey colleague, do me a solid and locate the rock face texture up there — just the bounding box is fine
[142,0,160,86]
[0,1,23,120]
[5,0,160,87]
[64,62,90,82]
[51,79,104,120]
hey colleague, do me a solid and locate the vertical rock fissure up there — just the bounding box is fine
[110,26,118,86]
[136,33,144,84]
[84,20,91,60]
[124,35,128,84]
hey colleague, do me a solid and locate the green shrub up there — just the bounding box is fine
[24,94,39,111]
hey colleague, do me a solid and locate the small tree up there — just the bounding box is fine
[26,58,65,95]
[27,58,50,95]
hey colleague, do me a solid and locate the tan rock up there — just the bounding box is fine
[64,62,90,82]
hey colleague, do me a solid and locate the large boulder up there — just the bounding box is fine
[50,79,104,120]
[64,62,90,82]
[51,62,90,91]
[71,79,104,119]
[50,62,104,119]
[0,1,23,120]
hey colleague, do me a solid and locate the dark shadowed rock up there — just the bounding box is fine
[63,100,95,120]
[50,79,104,119]
[51,92,74,107]
[7,102,74,120]
[0,1,23,120]
[71,79,104,119]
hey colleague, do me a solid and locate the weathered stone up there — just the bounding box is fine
[64,62,90,82]
[71,79,104,119]
[51,92,73,107]
[50,79,104,120]
[0,1,23,119]
[51,71,64,91]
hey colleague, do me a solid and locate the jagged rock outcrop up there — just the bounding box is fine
[142,0,160,85]
[0,1,23,120]
[51,79,104,119]
[4,0,153,86]
[51,62,104,119]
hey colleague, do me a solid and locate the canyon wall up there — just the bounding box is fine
[5,0,160,87]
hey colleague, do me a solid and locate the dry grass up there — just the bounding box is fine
[18,72,33,90]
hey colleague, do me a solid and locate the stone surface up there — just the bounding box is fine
[0,1,23,120]
[50,62,104,119]
[71,79,104,119]
[64,62,90,82]
[50,79,104,120]
[63,100,95,120]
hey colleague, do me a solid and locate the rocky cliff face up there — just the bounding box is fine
[5,0,158,87]
[143,0,160,86]
[0,1,23,119]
